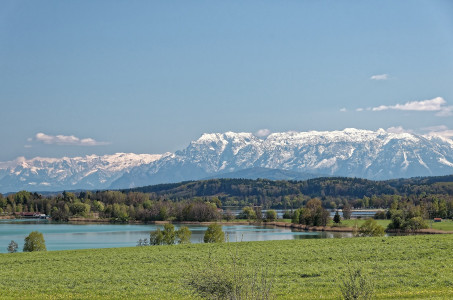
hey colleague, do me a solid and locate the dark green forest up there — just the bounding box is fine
[1,175,452,222]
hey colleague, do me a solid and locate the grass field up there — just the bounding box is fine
[429,219,453,231]
[333,219,391,228]
[335,219,453,232]
[0,235,452,299]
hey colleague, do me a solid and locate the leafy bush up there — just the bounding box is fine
[373,211,387,219]
[404,217,428,231]
[282,210,293,219]
[265,210,277,222]
[238,207,256,220]
[387,209,428,231]
[357,219,385,237]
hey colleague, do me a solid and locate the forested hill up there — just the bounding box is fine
[124,175,453,208]
[2,175,452,221]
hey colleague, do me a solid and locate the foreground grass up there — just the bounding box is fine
[0,235,452,299]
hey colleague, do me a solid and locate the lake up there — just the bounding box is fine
[0,219,353,253]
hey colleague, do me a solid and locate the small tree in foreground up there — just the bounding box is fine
[340,265,374,300]
[204,224,224,243]
[148,225,192,245]
[7,240,18,253]
[150,228,164,245]
[162,223,176,245]
[176,226,191,244]
[23,231,47,252]
[186,246,274,299]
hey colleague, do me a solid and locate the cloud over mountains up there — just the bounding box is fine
[32,133,110,146]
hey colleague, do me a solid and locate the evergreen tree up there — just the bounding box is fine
[333,210,341,224]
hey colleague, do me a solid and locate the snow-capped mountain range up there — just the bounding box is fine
[2,128,453,193]
[0,153,163,193]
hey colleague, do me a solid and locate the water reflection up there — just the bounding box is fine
[0,220,353,253]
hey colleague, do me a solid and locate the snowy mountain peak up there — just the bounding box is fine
[109,128,453,189]
[1,129,453,193]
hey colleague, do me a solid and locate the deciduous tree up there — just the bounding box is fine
[357,219,385,237]
[176,226,192,244]
[204,224,224,243]
[7,240,18,253]
[23,231,46,252]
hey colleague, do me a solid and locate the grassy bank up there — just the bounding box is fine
[1,235,452,299]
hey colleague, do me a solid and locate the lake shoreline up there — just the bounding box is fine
[65,218,453,234]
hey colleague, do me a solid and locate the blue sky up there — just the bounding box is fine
[1,0,452,161]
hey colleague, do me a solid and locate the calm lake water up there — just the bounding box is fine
[0,219,353,253]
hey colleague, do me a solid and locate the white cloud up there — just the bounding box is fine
[368,97,452,117]
[386,126,413,134]
[371,97,445,111]
[33,133,109,146]
[370,74,389,80]
[255,129,271,137]
[339,108,347,112]
[422,125,453,139]
[386,126,415,133]
[423,125,448,132]
[356,108,364,112]
[435,105,453,117]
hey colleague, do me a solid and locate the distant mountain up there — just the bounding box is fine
[0,153,163,193]
[111,129,453,188]
[1,128,453,193]
[203,167,322,181]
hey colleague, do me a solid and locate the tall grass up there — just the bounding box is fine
[185,244,274,300]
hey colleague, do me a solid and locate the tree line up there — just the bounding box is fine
[1,176,452,222]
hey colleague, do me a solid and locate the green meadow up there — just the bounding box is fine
[334,219,453,232]
[0,235,452,299]
[429,219,453,231]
